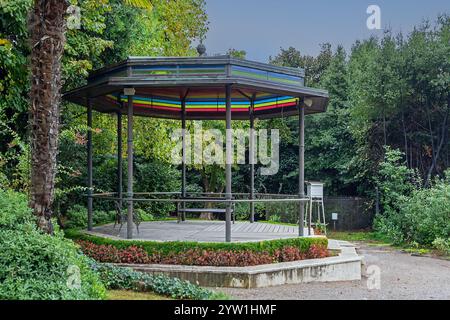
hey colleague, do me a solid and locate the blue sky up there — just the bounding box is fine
[202,0,450,62]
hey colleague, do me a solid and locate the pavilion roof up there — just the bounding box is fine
[63,55,329,120]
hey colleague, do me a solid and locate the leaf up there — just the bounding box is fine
[123,0,153,10]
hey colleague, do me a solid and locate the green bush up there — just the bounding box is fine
[0,189,33,229]
[0,189,106,300]
[375,151,450,245]
[0,227,106,300]
[135,208,154,221]
[432,238,450,255]
[397,182,450,245]
[134,159,180,218]
[64,204,115,229]
[94,263,214,300]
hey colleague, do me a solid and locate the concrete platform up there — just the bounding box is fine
[114,240,363,288]
[89,220,314,242]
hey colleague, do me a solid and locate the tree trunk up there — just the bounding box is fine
[425,103,450,186]
[29,0,68,233]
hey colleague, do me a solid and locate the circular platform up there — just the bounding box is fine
[89,220,313,242]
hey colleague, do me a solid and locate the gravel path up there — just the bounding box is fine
[218,243,450,300]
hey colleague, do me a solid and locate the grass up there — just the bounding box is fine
[258,220,297,226]
[327,230,449,259]
[327,230,390,244]
[107,290,172,300]
[106,289,232,300]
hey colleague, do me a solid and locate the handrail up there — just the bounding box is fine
[90,191,301,198]
[89,194,309,204]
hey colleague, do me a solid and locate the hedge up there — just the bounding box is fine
[65,229,328,257]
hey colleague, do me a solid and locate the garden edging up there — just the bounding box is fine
[111,240,363,288]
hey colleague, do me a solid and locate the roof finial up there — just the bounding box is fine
[197,41,206,56]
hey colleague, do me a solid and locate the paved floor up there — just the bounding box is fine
[217,243,450,300]
[90,220,313,242]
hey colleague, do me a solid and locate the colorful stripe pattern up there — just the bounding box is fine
[107,94,299,114]
[129,64,304,87]
[132,65,226,77]
[231,65,303,86]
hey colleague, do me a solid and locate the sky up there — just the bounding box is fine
[202,0,450,62]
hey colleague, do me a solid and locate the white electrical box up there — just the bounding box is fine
[306,181,324,198]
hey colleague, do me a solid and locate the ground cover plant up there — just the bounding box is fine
[94,262,227,300]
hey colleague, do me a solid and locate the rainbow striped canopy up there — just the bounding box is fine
[63,56,328,120]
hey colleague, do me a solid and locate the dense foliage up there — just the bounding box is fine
[374,149,450,247]
[263,17,449,198]
[0,0,207,225]
[0,189,106,300]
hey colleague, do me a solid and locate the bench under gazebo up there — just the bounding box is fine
[63,52,329,242]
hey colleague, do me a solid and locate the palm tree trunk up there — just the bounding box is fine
[29,0,68,233]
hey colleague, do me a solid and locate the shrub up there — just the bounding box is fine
[134,160,180,218]
[67,229,328,257]
[0,228,106,300]
[375,149,450,246]
[375,175,450,245]
[93,263,213,300]
[76,240,330,266]
[432,238,450,255]
[77,241,150,264]
[0,189,33,229]
[135,208,154,221]
[305,244,330,259]
[64,204,114,229]
[0,189,106,300]
[398,182,450,245]
[160,249,275,266]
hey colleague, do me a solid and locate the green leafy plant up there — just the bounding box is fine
[432,238,450,255]
[0,189,106,300]
[268,214,281,223]
[314,221,327,235]
[93,263,218,300]
[63,204,115,229]
[0,188,33,229]
[374,150,450,245]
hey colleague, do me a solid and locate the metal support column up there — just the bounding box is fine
[117,111,123,208]
[126,91,134,239]
[225,84,232,242]
[298,99,305,236]
[249,97,255,223]
[87,98,93,231]
[181,97,187,222]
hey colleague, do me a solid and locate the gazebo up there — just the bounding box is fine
[63,54,329,242]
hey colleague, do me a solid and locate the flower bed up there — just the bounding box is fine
[76,240,330,267]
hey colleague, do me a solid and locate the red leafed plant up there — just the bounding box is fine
[76,240,151,264]
[160,249,274,267]
[274,246,306,262]
[306,244,329,259]
[76,240,330,266]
